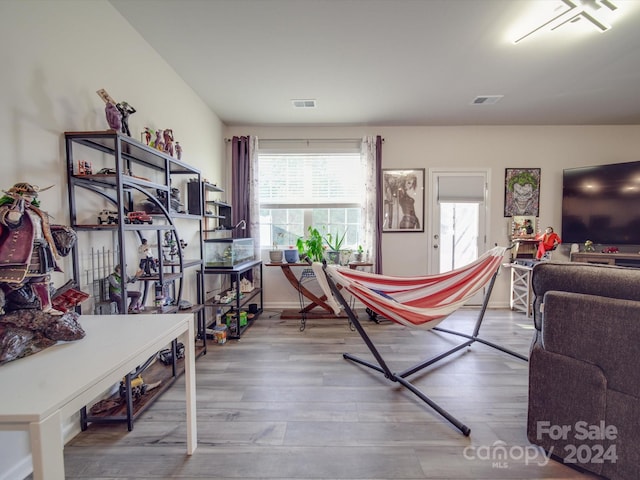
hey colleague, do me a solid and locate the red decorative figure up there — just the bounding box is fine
[536,226,561,260]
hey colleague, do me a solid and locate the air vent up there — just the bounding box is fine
[292,99,317,108]
[471,95,503,105]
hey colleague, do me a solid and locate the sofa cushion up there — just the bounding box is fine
[528,343,607,476]
[531,262,640,331]
[542,291,640,399]
[603,389,640,480]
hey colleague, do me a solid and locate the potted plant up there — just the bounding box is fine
[269,233,284,263]
[284,245,300,263]
[323,230,347,265]
[296,226,324,262]
[354,245,364,262]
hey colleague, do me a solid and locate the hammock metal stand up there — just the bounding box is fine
[320,262,527,436]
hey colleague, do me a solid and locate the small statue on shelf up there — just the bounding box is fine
[175,141,182,160]
[143,127,153,146]
[115,101,136,137]
[152,129,164,151]
[96,88,121,131]
[105,102,121,131]
[107,264,142,313]
[138,238,158,276]
[170,187,185,213]
[163,129,174,157]
[163,231,178,262]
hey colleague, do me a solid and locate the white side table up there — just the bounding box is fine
[506,262,534,317]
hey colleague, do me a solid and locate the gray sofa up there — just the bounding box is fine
[528,261,640,480]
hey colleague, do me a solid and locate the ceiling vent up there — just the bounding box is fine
[292,99,317,108]
[471,95,504,105]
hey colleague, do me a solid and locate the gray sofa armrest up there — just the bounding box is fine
[532,262,640,331]
[543,291,640,398]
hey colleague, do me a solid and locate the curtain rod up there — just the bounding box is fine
[224,137,384,143]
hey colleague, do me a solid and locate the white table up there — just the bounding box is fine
[0,314,197,480]
[505,262,534,317]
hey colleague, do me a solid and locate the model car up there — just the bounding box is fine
[124,211,153,224]
[97,209,119,224]
[96,167,117,175]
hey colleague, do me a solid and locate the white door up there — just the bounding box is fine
[429,170,489,305]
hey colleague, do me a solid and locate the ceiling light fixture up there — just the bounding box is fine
[513,0,618,44]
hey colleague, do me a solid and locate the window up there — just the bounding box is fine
[258,151,364,249]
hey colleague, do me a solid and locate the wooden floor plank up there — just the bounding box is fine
[62,309,602,479]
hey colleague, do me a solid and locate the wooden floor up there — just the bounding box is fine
[62,308,601,479]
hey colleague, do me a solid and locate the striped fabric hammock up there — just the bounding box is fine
[312,246,527,436]
[316,246,507,329]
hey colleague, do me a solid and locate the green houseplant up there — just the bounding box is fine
[296,226,324,262]
[354,244,364,262]
[323,229,347,265]
[323,230,346,252]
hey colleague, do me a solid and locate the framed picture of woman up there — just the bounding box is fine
[382,168,425,232]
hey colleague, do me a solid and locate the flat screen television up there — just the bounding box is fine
[562,160,640,245]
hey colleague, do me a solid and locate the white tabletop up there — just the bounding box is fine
[0,313,191,424]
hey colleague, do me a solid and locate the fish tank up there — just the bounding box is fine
[204,238,254,268]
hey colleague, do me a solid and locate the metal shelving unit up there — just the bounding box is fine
[64,129,206,429]
[198,259,263,339]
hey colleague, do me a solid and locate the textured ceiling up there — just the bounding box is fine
[110,0,640,126]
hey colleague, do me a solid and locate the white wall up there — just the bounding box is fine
[225,124,640,310]
[0,1,224,478]
[2,0,640,477]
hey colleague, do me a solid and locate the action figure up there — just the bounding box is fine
[143,127,152,145]
[175,141,182,160]
[0,183,77,314]
[116,101,136,137]
[96,88,121,131]
[138,238,157,276]
[523,219,534,235]
[105,102,121,130]
[108,264,142,313]
[163,129,174,157]
[536,226,561,260]
[163,231,178,261]
[152,129,164,151]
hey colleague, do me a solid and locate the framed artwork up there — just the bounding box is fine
[382,168,425,232]
[504,168,541,217]
[511,215,537,237]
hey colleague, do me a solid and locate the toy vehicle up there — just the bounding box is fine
[97,209,119,224]
[124,211,153,224]
[96,167,117,175]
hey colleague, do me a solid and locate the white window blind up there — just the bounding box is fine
[259,153,363,207]
[438,176,486,203]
